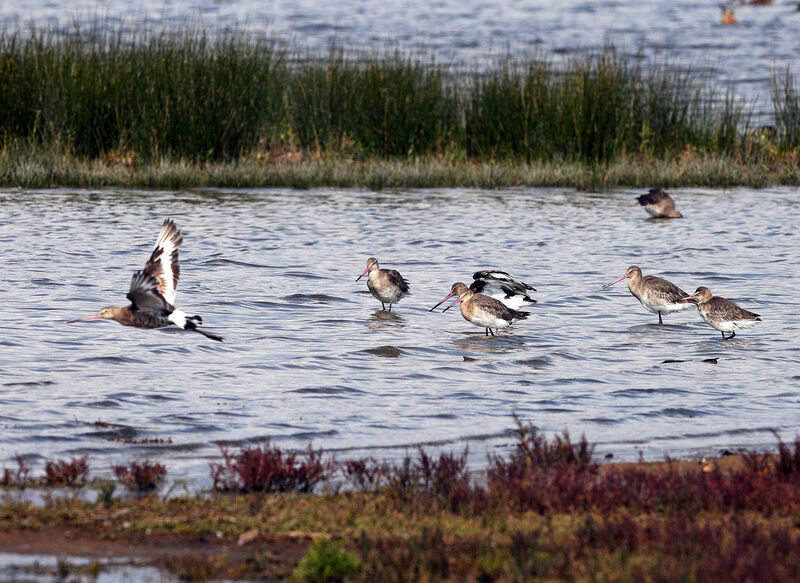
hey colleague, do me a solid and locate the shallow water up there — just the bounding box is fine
[0,552,171,582]
[0,187,798,487]
[2,0,798,115]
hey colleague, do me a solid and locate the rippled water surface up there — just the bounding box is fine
[1,187,798,487]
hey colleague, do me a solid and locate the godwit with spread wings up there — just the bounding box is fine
[683,286,762,340]
[602,265,693,324]
[430,282,529,336]
[469,270,537,309]
[636,188,683,219]
[356,257,409,311]
[69,219,223,341]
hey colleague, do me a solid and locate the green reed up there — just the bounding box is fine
[0,26,783,165]
[0,27,288,159]
[773,70,800,149]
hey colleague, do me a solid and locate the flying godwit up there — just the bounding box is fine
[636,188,682,219]
[69,219,223,341]
[356,257,409,311]
[602,265,694,324]
[430,282,529,336]
[683,286,762,340]
[469,270,537,309]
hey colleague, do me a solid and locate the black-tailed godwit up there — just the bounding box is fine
[356,257,409,311]
[637,188,682,219]
[683,286,762,340]
[469,270,537,309]
[602,265,693,324]
[430,282,529,336]
[69,219,223,341]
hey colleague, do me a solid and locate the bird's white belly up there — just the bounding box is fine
[464,308,509,329]
[702,313,758,332]
[638,295,692,315]
[643,205,661,217]
[368,281,404,304]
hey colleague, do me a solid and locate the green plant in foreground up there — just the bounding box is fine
[292,540,360,583]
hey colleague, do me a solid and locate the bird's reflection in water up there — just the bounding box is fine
[454,332,526,354]
[367,309,404,328]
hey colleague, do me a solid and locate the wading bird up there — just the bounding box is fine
[602,265,694,324]
[636,188,683,219]
[69,219,223,341]
[469,270,537,309]
[430,282,529,336]
[683,286,761,340]
[356,257,409,311]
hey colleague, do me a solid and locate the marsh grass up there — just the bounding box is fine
[1,24,795,184]
[5,431,800,581]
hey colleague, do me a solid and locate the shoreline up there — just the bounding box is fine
[3,151,800,190]
[2,444,798,581]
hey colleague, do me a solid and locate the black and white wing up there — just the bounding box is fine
[142,219,183,305]
[127,271,171,315]
[472,270,536,292]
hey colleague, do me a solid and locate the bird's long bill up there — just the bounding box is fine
[67,313,102,323]
[601,274,628,289]
[681,294,698,302]
[441,296,463,313]
[429,292,455,312]
[355,266,370,282]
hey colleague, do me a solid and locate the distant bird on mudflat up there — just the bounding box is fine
[637,188,683,219]
[356,257,409,311]
[69,219,223,341]
[469,270,537,309]
[430,282,529,336]
[683,286,762,340]
[602,265,694,324]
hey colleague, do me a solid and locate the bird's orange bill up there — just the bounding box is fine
[68,313,102,323]
[441,296,463,313]
[429,292,455,312]
[681,295,699,302]
[601,273,628,289]
[355,266,370,282]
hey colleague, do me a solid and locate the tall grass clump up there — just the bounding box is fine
[773,70,800,150]
[287,49,460,158]
[465,52,748,163]
[0,25,767,167]
[0,25,288,160]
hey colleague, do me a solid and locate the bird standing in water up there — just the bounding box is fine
[469,270,537,309]
[636,188,683,219]
[430,282,529,336]
[356,257,409,311]
[683,286,762,340]
[602,265,694,324]
[69,219,223,341]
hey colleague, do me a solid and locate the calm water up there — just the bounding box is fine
[0,187,798,487]
[3,0,800,113]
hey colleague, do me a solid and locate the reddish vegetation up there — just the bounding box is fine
[210,441,334,493]
[0,454,31,487]
[43,455,89,487]
[4,424,800,581]
[113,460,167,492]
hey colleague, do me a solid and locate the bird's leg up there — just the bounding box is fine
[730,331,736,339]
[381,302,386,311]
[658,312,663,325]
[721,331,726,340]
[388,304,392,312]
